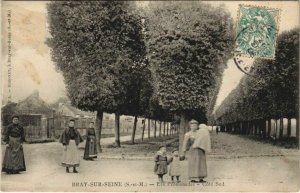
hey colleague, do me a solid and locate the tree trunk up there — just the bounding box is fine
[167,122,169,136]
[95,111,103,153]
[250,121,254,135]
[141,119,146,141]
[173,124,175,135]
[256,121,259,136]
[261,119,266,138]
[131,115,138,144]
[114,113,121,147]
[296,117,299,147]
[267,119,271,137]
[242,121,245,134]
[287,118,291,137]
[241,122,243,134]
[243,121,246,134]
[254,121,258,136]
[274,120,278,139]
[279,118,283,138]
[159,121,162,137]
[179,113,187,155]
[257,121,260,136]
[148,118,151,139]
[163,122,166,136]
[239,121,245,134]
[184,119,189,135]
[154,120,157,138]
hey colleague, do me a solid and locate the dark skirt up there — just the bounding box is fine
[188,148,207,180]
[2,136,26,173]
[83,136,97,160]
[154,161,168,175]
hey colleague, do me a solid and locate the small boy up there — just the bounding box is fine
[169,149,183,182]
[154,145,169,182]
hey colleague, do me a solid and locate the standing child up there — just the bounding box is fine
[169,149,182,182]
[154,145,169,182]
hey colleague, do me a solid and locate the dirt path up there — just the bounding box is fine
[1,132,299,192]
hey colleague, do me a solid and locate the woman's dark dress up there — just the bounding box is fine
[2,124,26,173]
[183,131,207,180]
[83,128,97,160]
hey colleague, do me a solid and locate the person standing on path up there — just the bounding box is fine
[2,115,26,174]
[59,119,83,173]
[154,145,170,182]
[168,149,183,182]
[83,122,98,161]
[182,120,211,183]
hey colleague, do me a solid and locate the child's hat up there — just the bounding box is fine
[11,115,19,119]
[159,144,165,149]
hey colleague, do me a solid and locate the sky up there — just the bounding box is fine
[1,1,299,109]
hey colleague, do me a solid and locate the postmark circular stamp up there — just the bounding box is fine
[233,5,281,76]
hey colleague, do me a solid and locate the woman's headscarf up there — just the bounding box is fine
[192,124,211,152]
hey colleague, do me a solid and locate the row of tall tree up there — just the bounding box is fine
[138,119,180,142]
[47,1,234,151]
[215,29,299,141]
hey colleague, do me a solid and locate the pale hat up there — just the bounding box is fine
[189,119,199,125]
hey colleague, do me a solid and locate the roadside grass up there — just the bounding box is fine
[102,135,179,157]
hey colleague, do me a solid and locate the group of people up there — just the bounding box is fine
[154,119,211,183]
[2,116,211,183]
[2,117,98,174]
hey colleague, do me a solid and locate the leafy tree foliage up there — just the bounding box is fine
[145,2,233,116]
[47,1,146,147]
[144,2,233,153]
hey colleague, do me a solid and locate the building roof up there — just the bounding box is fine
[9,91,53,115]
[56,102,95,118]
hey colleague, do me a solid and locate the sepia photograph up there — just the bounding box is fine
[1,0,299,192]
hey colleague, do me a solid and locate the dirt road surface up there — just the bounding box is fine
[1,133,299,192]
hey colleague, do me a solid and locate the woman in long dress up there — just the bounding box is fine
[83,122,97,161]
[182,120,211,183]
[59,119,83,173]
[2,115,26,174]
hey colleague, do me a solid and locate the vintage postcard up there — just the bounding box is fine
[1,1,299,192]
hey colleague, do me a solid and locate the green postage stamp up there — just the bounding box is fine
[235,5,280,59]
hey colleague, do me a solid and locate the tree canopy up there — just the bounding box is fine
[215,28,299,125]
[47,1,145,114]
[144,2,234,120]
